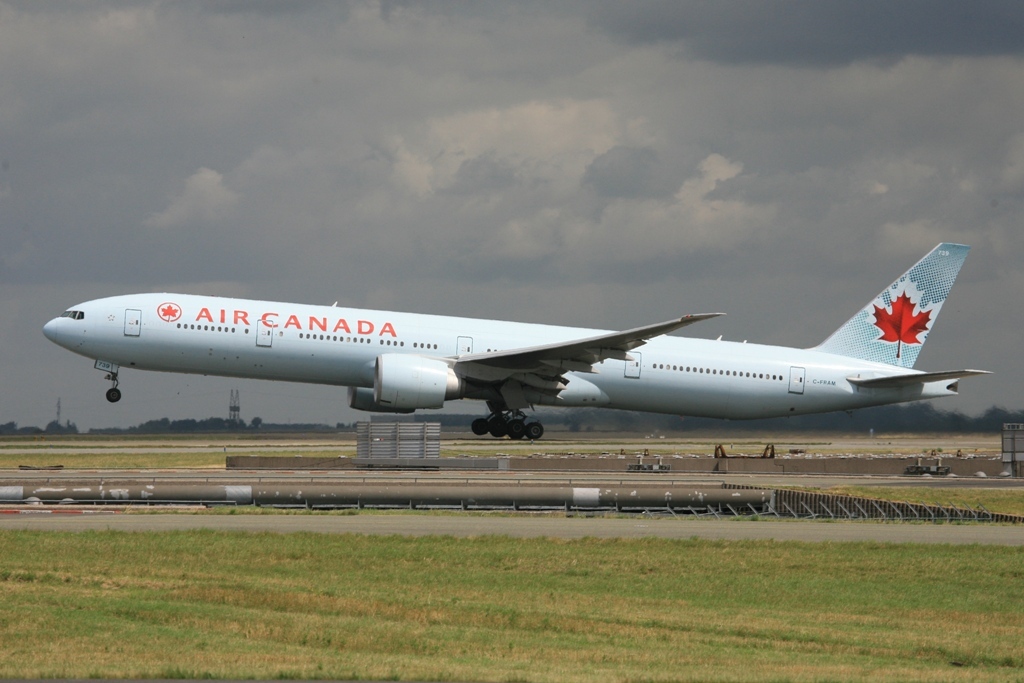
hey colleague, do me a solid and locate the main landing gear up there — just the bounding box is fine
[471,410,544,441]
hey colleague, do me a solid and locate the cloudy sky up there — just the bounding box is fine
[3,1,1022,430]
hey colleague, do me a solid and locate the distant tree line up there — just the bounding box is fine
[2,403,1022,436]
[0,420,80,436]
[415,404,1024,434]
[84,416,341,435]
[534,403,1024,434]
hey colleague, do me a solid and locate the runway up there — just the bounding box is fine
[2,510,1023,545]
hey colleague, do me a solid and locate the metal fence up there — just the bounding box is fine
[725,484,1022,523]
[355,421,441,459]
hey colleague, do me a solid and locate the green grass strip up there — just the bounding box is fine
[1,530,1022,681]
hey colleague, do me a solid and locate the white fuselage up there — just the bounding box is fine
[43,293,960,420]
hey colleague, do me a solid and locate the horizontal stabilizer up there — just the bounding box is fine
[847,369,990,389]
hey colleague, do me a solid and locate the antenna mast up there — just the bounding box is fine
[229,389,240,424]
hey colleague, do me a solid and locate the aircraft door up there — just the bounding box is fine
[256,320,274,348]
[457,336,473,356]
[624,353,642,379]
[124,309,141,337]
[789,366,805,394]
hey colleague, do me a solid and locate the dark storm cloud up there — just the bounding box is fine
[587,0,1024,65]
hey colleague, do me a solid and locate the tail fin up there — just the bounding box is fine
[814,243,970,368]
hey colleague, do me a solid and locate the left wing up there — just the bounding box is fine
[453,314,723,403]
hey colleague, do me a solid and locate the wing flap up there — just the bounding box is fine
[539,359,598,374]
[847,369,990,389]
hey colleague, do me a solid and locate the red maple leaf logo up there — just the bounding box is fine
[872,291,931,358]
[157,302,182,322]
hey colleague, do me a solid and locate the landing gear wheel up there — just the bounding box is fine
[507,419,526,440]
[102,371,121,403]
[488,418,507,438]
[477,404,545,440]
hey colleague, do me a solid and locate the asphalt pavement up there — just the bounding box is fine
[2,511,1022,545]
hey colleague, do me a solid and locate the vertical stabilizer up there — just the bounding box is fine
[814,243,970,368]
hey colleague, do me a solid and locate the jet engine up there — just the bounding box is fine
[347,387,415,413]
[349,354,463,412]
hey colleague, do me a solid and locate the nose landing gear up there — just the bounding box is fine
[93,361,122,403]
[104,373,121,403]
[471,410,544,440]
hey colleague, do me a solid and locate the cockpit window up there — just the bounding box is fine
[60,310,85,320]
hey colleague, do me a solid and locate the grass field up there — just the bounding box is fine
[1,530,1022,681]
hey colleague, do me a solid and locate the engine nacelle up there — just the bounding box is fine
[372,354,463,410]
[347,387,415,414]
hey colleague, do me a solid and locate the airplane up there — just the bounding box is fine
[43,243,988,439]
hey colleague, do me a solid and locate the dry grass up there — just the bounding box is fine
[0,451,227,469]
[1,530,1022,681]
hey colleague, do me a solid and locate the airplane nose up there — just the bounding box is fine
[43,318,59,342]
